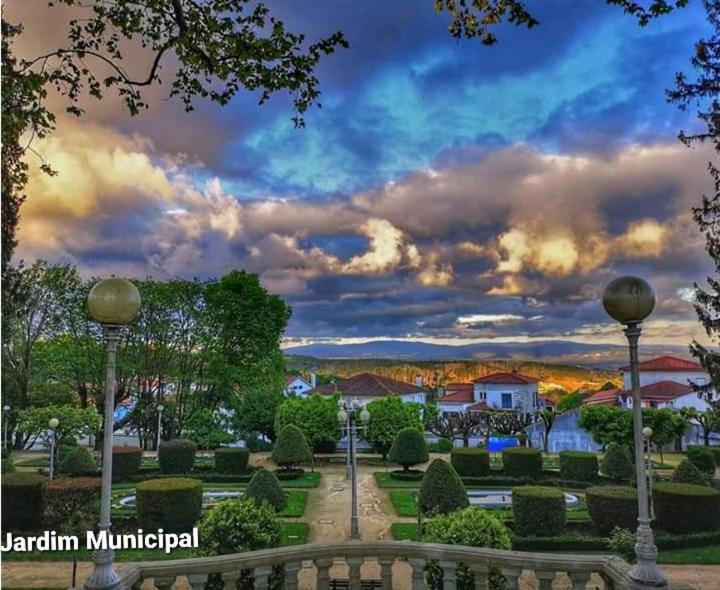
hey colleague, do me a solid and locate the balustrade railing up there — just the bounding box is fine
[107,540,654,590]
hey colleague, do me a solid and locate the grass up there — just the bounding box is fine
[281,490,308,517]
[658,545,720,565]
[374,472,421,488]
[391,522,420,541]
[390,491,419,517]
[280,522,310,546]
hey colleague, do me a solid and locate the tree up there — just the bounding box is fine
[272,424,311,471]
[16,405,101,449]
[642,408,677,464]
[274,395,341,453]
[578,407,632,449]
[388,428,429,472]
[682,407,720,447]
[182,408,234,450]
[365,396,423,459]
[427,411,483,447]
[232,387,285,443]
[245,468,287,512]
[535,408,560,453]
[418,458,468,516]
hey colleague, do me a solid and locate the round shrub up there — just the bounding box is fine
[136,477,203,532]
[1,472,46,530]
[245,468,286,512]
[585,486,638,535]
[272,425,311,471]
[436,438,453,453]
[158,438,197,474]
[390,469,424,481]
[601,443,634,482]
[44,477,101,528]
[653,482,720,533]
[686,446,716,478]
[58,445,97,476]
[559,451,598,482]
[215,447,250,475]
[389,428,429,472]
[672,459,709,486]
[112,446,142,481]
[451,448,490,478]
[502,447,542,479]
[511,486,566,537]
[418,458,468,515]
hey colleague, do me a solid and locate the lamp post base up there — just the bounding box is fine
[630,522,667,588]
[84,548,122,590]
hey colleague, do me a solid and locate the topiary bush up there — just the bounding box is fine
[58,445,97,476]
[272,425,311,471]
[673,459,709,486]
[158,438,197,474]
[423,507,511,590]
[601,443,634,482]
[559,451,598,482]
[502,447,542,479]
[585,485,638,536]
[112,446,143,481]
[511,486,566,537]
[44,477,101,528]
[451,448,490,478]
[136,477,203,532]
[418,458,468,515]
[215,447,250,475]
[653,482,720,533]
[686,446,716,479]
[388,428,429,472]
[434,438,454,453]
[244,468,286,512]
[1,472,46,530]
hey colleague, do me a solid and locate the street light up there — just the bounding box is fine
[156,403,164,452]
[3,405,10,449]
[85,278,141,590]
[338,399,370,539]
[48,418,59,480]
[603,276,666,588]
[643,426,655,516]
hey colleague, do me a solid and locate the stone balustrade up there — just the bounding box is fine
[109,540,653,590]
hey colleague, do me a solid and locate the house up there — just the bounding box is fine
[308,373,428,405]
[526,409,601,453]
[284,374,315,397]
[437,372,541,415]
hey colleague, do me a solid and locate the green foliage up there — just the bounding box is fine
[183,408,234,449]
[231,387,285,442]
[434,438,454,453]
[388,427,429,471]
[578,406,631,448]
[559,451,598,482]
[245,468,287,512]
[274,395,340,453]
[686,446,716,478]
[365,396,423,459]
[451,448,490,477]
[556,391,589,412]
[112,446,143,481]
[418,458,469,515]
[423,507,511,590]
[43,477,101,529]
[58,445,97,476]
[272,424,311,470]
[601,443,634,482]
[502,447,542,479]
[606,527,637,560]
[653,482,720,533]
[17,405,101,441]
[511,486,566,537]
[2,447,15,473]
[1,472,46,529]
[214,447,250,475]
[136,477,203,532]
[586,486,638,536]
[158,438,197,474]
[673,459,710,486]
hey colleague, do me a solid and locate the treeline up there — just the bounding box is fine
[1,261,291,449]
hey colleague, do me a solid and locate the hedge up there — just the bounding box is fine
[2,472,46,530]
[451,448,490,478]
[244,468,286,512]
[388,428,428,472]
[390,469,424,481]
[559,451,598,482]
[686,446,716,478]
[502,447,542,479]
[58,445,97,476]
[44,477,101,528]
[708,446,720,466]
[158,439,197,474]
[672,459,709,486]
[215,447,250,475]
[418,459,469,515]
[136,477,203,531]
[511,486,566,537]
[585,485,638,535]
[432,438,454,453]
[112,446,143,481]
[653,482,720,534]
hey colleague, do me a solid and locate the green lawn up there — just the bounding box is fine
[281,490,308,517]
[391,522,420,541]
[280,522,310,546]
[659,545,720,565]
[374,472,421,488]
[389,490,419,517]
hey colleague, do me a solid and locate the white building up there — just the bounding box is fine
[437,372,542,415]
[284,374,315,397]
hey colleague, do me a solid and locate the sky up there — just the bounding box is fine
[8,0,715,347]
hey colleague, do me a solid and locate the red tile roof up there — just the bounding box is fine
[474,372,539,384]
[620,356,703,372]
[445,383,473,392]
[439,389,475,403]
[285,375,301,386]
[583,389,622,406]
[309,373,427,398]
[467,401,488,412]
[583,380,695,406]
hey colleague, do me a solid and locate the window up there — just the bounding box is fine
[501,393,513,409]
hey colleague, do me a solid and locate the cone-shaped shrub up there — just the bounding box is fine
[502,447,542,479]
[58,445,97,476]
[672,459,709,486]
[158,438,197,473]
[272,424,311,471]
[686,446,716,478]
[601,443,634,482]
[245,468,287,512]
[451,448,490,477]
[512,486,566,537]
[585,485,638,535]
[418,458,468,515]
[388,427,428,472]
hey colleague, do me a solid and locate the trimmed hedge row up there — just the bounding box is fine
[585,485,638,535]
[653,482,720,533]
[390,469,424,481]
[1,472,46,530]
[136,477,203,532]
[214,447,250,474]
[559,451,598,482]
[502,447,542,479]
[451,448,490,477]
[511,486,566,537]
[158,439,197,474]
[44,477,101,528]
[112,446,143,481]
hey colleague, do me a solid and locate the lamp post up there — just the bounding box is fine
[48,418,59,480]
[3,405,10,449]
[156,403,164,452]
[338,399,370,540]
[643,426,654,516]
[603,276,666,587]
[85,278,141,590]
